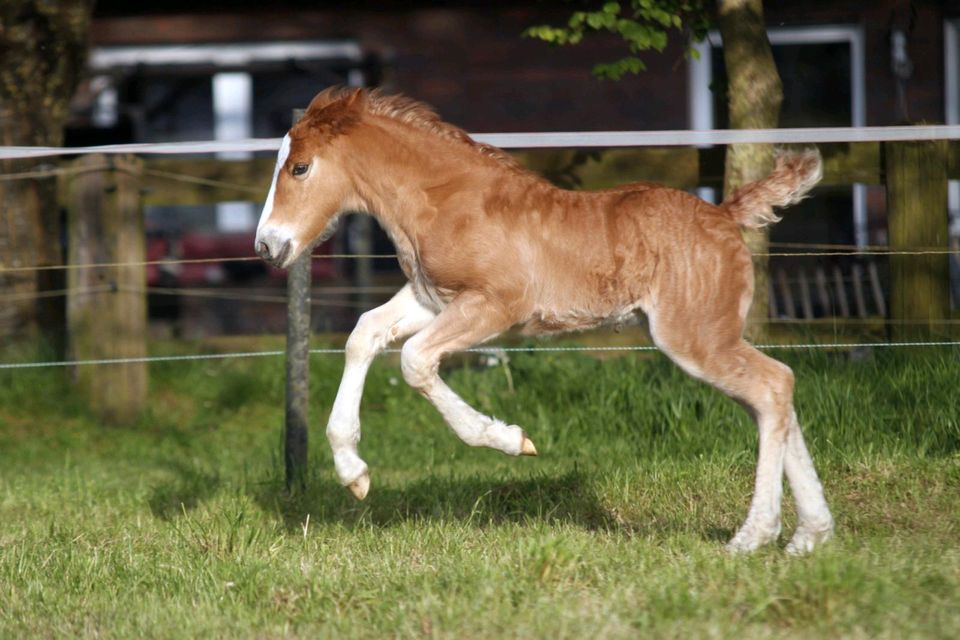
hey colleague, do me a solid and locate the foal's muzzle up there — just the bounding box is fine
[254,230,292,268]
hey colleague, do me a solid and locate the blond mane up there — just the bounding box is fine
[303,86,524,171]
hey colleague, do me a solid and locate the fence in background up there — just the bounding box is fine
[2,126,960,485]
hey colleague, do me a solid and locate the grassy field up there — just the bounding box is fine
[0,341,958,638]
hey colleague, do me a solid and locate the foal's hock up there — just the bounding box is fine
[255,87,834,554]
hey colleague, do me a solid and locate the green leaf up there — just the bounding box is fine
[593,56,647,80]
[586,12,605,29]
[525,0,712,80]
[523,25,568,44]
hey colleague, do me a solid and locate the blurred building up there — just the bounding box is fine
[65,1,960,332]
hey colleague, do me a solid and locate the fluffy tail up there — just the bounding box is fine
[721,149,823,229]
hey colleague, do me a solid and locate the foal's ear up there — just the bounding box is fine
[299,86,365,138]
[305,86,366,116]
[342,87,366,107]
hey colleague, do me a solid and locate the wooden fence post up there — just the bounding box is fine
[884,140,950,338]
[67,154,147,424]
[285,110,310,489]
[285,255,311,488]
[351,214,374,312]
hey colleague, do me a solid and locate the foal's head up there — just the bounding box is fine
[254,88,364,268]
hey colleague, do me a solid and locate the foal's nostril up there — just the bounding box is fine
[274,240,292,266]
[255,236,292,267]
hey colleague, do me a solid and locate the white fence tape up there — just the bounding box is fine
[0,139,283,160]
[476,125,960,148]
[3,125,960,159]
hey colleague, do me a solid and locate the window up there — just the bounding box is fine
[82,42,366,234]
[688,26,868,248]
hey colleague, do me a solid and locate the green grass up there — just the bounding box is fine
[0,343,958,638]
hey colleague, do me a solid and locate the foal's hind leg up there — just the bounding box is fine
[651,322,797,552]
[714,344,797,552]
[327,284,435,499]
[400,292,537,456]
[783,411,834,554]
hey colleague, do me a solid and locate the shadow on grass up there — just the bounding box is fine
[145,459,737,543]
[148,460,222,520]
[249,471,740,543]
[142,461,743,544]
[250,469,622,533]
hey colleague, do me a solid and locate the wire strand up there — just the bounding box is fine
[141,168,263,194]
[135,285,387,309]
[5,245,960,275]
[0,285,116,303]
[0,254,398,274]
[757,249,960,257]
[4,280,957,324]
[1,340,957,370]
[0,163,112,181]
[0,161,267,197]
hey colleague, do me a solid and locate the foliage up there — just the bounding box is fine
[0,344,959,637]
[524,0,712,80]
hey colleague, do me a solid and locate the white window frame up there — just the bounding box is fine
[89,41,363,71]
[90,41,365,232]
[688,26,867,247]
[944,20,960,235]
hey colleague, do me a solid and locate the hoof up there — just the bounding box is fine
[725,537,763,555]
[347,471,370,501]
[726,522,780,554]
[785,523,834,555]
[520,433,538,456]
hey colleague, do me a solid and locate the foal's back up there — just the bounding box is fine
[489,180,747,333]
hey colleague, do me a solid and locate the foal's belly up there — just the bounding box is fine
[520,299,645,336]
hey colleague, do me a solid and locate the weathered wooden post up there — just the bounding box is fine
[66,154,147,424]
[285,254,311,488]
[285,110,310,488]
[351,214,374,312]
[884,140,950,338]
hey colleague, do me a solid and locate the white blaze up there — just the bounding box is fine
[257,134,291,233]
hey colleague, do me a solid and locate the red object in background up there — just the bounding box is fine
[146,232,336,287]
[145,235,169,285]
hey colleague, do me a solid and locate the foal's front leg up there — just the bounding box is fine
[327,284,435,499]
[399,292,537,457]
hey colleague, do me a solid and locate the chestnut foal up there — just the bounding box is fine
[255,87,833,554]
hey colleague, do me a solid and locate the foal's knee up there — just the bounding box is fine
[400,340,434,392]
[757,361,795,437]
[345,310,384,361]
[771,362,795,404]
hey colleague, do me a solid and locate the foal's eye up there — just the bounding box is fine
[292,163,309,177]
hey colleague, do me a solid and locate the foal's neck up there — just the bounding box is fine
[344,118,507,233]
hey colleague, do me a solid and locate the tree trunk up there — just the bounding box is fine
[717,0,783,338]
[0,1,94,347]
